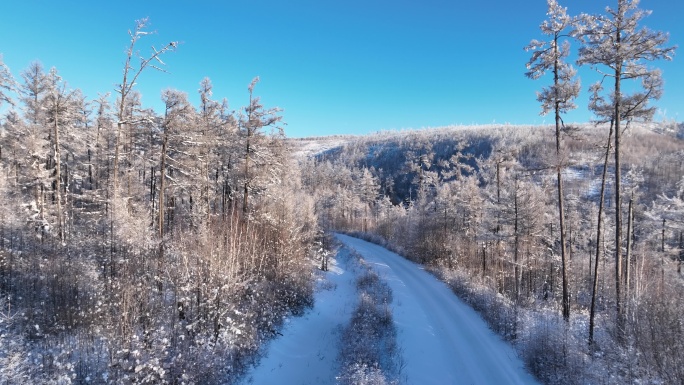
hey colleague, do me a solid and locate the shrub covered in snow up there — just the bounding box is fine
[337,256,401,385]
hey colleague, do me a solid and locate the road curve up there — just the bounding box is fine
[336,234,539,385]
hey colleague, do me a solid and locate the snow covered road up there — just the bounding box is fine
[238,247,358,385]
[239,235,539,385]
[337,234,539,385]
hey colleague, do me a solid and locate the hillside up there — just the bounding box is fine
[292,123,684,205]
[293,122,684,384]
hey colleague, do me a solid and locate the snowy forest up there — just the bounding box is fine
[1,0,684,384]
[0,18,320,384]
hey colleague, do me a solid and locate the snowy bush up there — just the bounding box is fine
[338,363,391,385]
[434,268,518,340]
[0,299,30,383]
[337,258,401,385]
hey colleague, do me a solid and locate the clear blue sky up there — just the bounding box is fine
[0,0,682,137]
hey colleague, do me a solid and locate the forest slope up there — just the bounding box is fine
[295,123,684,384]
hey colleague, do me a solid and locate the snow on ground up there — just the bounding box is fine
[238,248,358,385]
[336,234,540,385]
[288,136,353,158]
[240,235,540,385]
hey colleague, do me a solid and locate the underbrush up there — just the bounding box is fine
[0,212,317,384]
[336,252,403,385]
[431,267,593,384]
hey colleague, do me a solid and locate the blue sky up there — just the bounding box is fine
[0,0,682,137]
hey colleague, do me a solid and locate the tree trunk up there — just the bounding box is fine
[113,119,124,197]
[481,242,486,279]
[53,118,64,243]
[556,116,569,321]
[243,120,252,214]
[678,232,683,274]
[614,59,624,337]
[661,219,666,253]
[513,177,520,301]
[553,31,570,322]
[88,148,93,188]
[625,197,633,318]
[158,133,168,238]
[590,119,613,345]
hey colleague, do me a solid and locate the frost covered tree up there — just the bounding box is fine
[0,58,13,187]
[113,18,177,197]
[357,167,380,232]
[19,62,49,126]
[158,89,194,237]
[647,177,684,266]
[576,0,675,329]
[0,18,327,384]
[525,0,580,321]
[16,62,52,234]
[90,93,113,191]
[239,77,283,213]
[0,55,14,108]
[196,77,240,220]
[43,68,76,242]
[197,77,225,217]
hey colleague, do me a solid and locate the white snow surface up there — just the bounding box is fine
[239,234,540,384]
[336,234,539,385]
[288,136,353,158]
[238,247,358,385]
